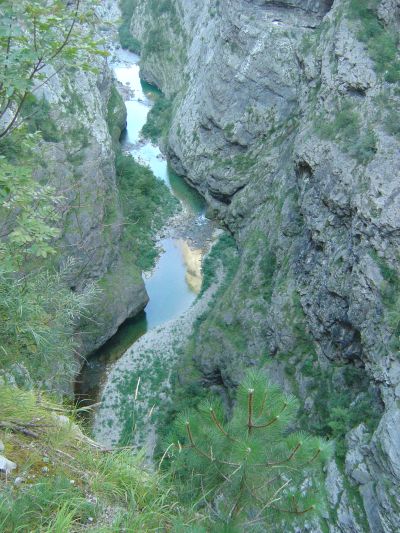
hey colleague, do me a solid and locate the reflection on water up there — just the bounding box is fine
[76,50,213,406]
[179,240,203,293]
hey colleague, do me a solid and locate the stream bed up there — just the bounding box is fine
[76,50,216,447]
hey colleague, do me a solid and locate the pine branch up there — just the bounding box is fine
[252,401,288,429]
[247,388,254,435]
[185,421,240,467]
[257,391,268,417]
[266,442,302,466]
[271,503,315,515]
[209,408,240,444]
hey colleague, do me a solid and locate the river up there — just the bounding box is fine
[75,50,215,438]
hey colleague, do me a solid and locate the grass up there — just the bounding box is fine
[0,386,201,532]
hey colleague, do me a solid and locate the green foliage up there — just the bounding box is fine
[317,101,359,139]
[0,386,200,531]
[301,365,382,459]
[373,253,400,352]
[348,0,400,82]
[315,101,377,164]
[167,370,332,530]
[200,233,238,295]
[143,28,170,55]
[116,152,178,270]
[148,0,177,17]
[118,0,141,53]
[21,95,61,142]
[140,0,185,60]
[384,111,400,139]
[0,0,108,140]
[377,94,400,139]
[141,96,173,143]
[0,143,60,258]
[348,128,377,163]
[231,152,257,172]
[0,126,93,390]
[0,260,95,388]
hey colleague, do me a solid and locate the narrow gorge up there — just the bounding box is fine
[1,0,400,531]
[114,0,400,530]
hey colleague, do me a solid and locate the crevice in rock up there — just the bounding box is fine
[246,0,334,16]
[347,86,367,98]
[203,367,225,387]
[209,183,247,205]
[330,320,363,363]
[295,160,313,181]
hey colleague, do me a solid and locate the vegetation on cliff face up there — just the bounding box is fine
[141,96,173,143]
[118,0,141,53]
[348,0,400,82]
[115,152,178,270]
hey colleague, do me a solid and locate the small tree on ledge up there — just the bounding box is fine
[168,370,333,531]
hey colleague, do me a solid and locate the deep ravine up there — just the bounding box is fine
[76,49,218,454]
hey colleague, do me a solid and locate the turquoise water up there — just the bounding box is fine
[76,51,210,404]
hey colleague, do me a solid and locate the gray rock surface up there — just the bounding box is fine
[129,0,400,530]
[29,5,148,382]
[0,455,16,475]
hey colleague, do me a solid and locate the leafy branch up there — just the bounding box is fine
[0,0,108,139]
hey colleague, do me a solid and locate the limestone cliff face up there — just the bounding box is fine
[35,15,148,362]
[129,0,400,531]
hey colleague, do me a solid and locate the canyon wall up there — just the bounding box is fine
[32,6,149,373]
[128,1,400,531]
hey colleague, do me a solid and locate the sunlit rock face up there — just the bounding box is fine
[129,0,400,530]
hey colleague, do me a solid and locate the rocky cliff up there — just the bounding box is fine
[33,7,149,368]
[128,0,400,531]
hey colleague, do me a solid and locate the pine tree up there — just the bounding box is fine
[168,370,333,531]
